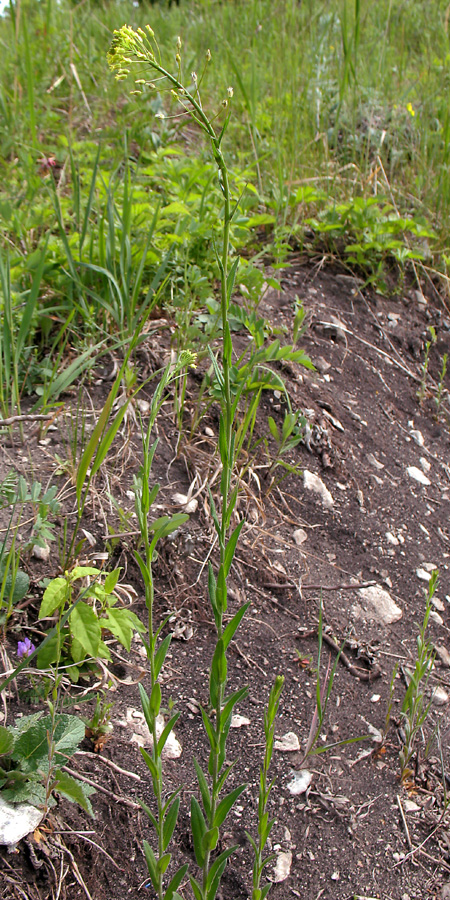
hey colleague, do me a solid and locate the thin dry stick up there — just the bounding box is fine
[397,794,413,851]
[0,412,60,427]
[75,750,141,780]
[61,765,140,810]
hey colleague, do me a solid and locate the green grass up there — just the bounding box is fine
[0,0,449,411]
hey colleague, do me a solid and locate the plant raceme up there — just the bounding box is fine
[108,25,286,900]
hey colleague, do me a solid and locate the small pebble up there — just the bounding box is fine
[432,686,449,706]
[407,466,431,486]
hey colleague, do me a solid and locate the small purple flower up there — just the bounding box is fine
[17,637,35,659]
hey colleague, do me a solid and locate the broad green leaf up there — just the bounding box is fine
[70,602,101,657]
[39,577,68,618]
[103,608,136,651]
[71,567,100,579]
[52,769,95,817]
[202,826,219,854]
[0,725,14,756]
[104,568,121,594]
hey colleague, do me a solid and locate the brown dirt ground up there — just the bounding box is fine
[1,261,450,900]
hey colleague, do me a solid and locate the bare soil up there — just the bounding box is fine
[1,262,450,900]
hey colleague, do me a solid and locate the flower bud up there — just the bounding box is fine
[227,86,234,98]
[222,99,228,108]
[191,71,198,83]
[176,35,182,50]
[206,49,211,61]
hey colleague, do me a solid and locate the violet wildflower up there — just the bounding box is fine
[17,637,35,658]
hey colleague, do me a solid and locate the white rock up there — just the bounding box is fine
[303,471,334,509]
[172,492,198,514]
[416,568,432,581]
[293,528,308,546]
[32,543,50,561]
[429,611,444,626]
[432,686,449,706]
[287,770,313,795]
[420,457,431,473]
[435,645,450,667]
[230,715,250,728]
[403,800,420,813]
[126,709,182,758]
[432,597,445,611]
[0,797,44,847]
[385,532,399,546]
[271,851,292,883]
[367,453,384,470]
[204,426,214,437]
[355,586,402,625]
[370,694,381,703]
[274,732,300,752]
[410,429,424,447]
[441,882,450,900]
[407,466,431,486]
[136,399,150,415]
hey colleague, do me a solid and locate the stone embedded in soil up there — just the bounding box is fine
[172,492,198,514]
[0,796,44,848]
[270,850,292,883]
[410,428,425,446]
[416,567,432,581]
[429,610,444,626]
[353,585,402,625]
[274,732,300,752]
[287,769,313,795]
[407,465,431,486]
[420,456,431,473]
[435,645,450,667]
[303,470,334,508]
[230,714,250,728]
[367,453,384,470]
[441,883,450,900]
[32,542,50,561]
[432,686,449,706]
[293,528,308,546]
[125,709,182,758]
